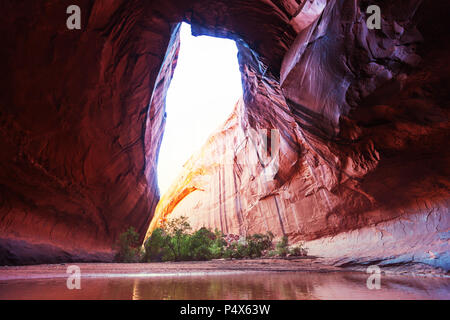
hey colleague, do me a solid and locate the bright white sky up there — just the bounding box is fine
[157,23,243,194]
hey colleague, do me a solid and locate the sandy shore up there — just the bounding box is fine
[1,257,448,281]
[0,257,347,281]
[1,258,448,300]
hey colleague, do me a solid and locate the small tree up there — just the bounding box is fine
[141,217,280,262]
[163,216,192,236]
[143,228,168,262]
[275,235,289,257]
[161,216,192,261]
[115,226,141,262]
[245,232,274,258]
[186,227,215,260]
[289,241,308,256]
[210,229,227,259]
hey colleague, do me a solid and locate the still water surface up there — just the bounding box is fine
[0,271,449,300]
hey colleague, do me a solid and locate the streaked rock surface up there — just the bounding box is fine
[146,0,450,272]
[0,0,448,270]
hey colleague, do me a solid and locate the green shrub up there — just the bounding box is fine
[209,229,227,259]
[160,216,192,261]
[275,235,289,257]
[163,216,192,236]
[289,242,308,256]
[210,241,224,259]
[115,226,142,262]
[223,243,237,259]
[142,216,280,262]
[220,232,274,259]
[267,250,278,257]
[143,218,227,262]
[185,227,215,261]
[245,232,274,258]
[143,228,168,262]
[235,243,248,259]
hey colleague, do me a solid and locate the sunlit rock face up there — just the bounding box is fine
[0,0,449,268]
[147,0,450,271]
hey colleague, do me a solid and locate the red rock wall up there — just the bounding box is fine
[146,0,450,271]
[0,0,178,263]
[0,0,306,264]
[0,0,449,268]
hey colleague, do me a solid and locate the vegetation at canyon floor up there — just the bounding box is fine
[115,216,307,263]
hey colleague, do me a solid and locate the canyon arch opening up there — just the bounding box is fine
[157,23,242,195]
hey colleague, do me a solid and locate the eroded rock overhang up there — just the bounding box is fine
[0,0,448,269]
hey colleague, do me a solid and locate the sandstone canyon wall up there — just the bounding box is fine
[0,0,449,269]
[146,0,450,272]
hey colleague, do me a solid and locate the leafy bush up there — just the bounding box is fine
[163,216,192,236]
[141,216,304,262]
[220,232,274,259]
[143,228,168,262]
[235,243,248,259]
[185,227,215,261]
[223,243,236,259]
[144,218,223,262]
[210,229,227,259]
[115,226,142,262]
[275,235,289,257]
[244,232,274,258]
[160,216,192,261]
[289,242,308,256]
[267,250,278,257]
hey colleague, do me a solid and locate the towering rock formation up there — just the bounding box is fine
[147,0,450,271]
[0,0,448,269]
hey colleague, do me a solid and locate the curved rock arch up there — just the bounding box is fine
[0,0,448,269]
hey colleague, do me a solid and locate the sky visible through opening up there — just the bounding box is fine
[157,23,242,194]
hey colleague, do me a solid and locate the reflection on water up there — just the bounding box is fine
[0,271,449,300]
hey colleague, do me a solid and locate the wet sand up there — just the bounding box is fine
[0,258,339,280]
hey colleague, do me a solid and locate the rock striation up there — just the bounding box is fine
[0,0,449,269]
[146,0,450,271]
